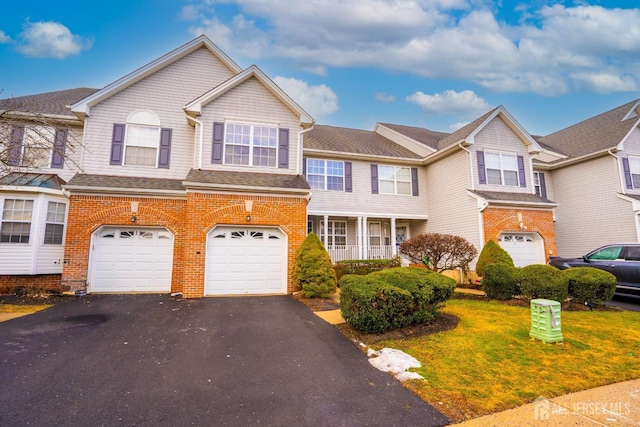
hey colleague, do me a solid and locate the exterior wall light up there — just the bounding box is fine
[246,215,251,222]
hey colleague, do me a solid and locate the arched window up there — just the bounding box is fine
[124,111,161,167]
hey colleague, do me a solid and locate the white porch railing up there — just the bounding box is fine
[325,245,394,262]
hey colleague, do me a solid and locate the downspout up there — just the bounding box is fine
[458,142,475,191]
[184,113,204,169]
[608,149,624,194]
[298,124,315,175]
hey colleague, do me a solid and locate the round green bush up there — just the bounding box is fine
[475,240,514,277]
[564,267,616,305]
[483,263,520,300]
[519,264,568,302]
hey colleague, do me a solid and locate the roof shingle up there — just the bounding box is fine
[185,169,310,191]
[0,88,99,118]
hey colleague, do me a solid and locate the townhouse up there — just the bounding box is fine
[1,35,639,296]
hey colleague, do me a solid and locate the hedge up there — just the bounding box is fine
[564,267,617,305]
[519,264,568,302]
[339,267,456,333]
[333,257,401,281]
[483,263,520,300]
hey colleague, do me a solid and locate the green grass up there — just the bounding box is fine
[0,304,50,314]
[373,299,640,422]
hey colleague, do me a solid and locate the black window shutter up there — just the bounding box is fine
[371,164,379,194]
[278,128,289,169]
[538,172,547,198]
[50,128,68,169]
[623,158,633,189]
[110,123,125,165]
[477,151,486,184]
[211,122,224,164]
[345,162,352,192]
[8,125,24,166]
[158,128,172,169]
[517,155,526,187]
[411,167,419,196]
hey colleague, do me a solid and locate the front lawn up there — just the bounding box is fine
[370,298,640,422]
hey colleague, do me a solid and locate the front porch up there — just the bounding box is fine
[308,215,427,262]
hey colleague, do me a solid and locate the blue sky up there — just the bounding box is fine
[1,0,639,135]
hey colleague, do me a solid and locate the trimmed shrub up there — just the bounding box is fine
[291,233,337,298]
[333,257,402,281]
[564,267,617,305]
[475,240,514,277]
[339,267,456,333]
[519,264,568,302]
[483,263,520,300]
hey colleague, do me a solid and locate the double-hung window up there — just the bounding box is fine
[224,123,278,167]
[485,152,519,186]
[44,202,66,245]
[125,125,160,166]
[112,111,171,169]
[320,220,346,246]
[378,165,412,195]
[307,159,344,191]
[629,157,640,189]
[1,199,33,243]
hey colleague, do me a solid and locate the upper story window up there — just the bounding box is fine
[477,150,526,188]
[1,125,68,169]
[212,122,289,169]
[110,111,172,169]
[379,165,411,195]
[533,172,547,198]
[485,152,518,186]
[307,159,345,191]
[1,199,33,243]
[627,156,640,189]
[44,201,66,245]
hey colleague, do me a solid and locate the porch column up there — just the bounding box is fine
[323,215,329,248]
[391,217,397,256]
[357,216,363,260]
[362,216,368,259]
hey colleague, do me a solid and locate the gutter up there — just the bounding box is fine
[298,124,315,175]
[303,148,423,165]
[183,111,204,169]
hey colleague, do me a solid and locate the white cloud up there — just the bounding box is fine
[0,30,10,43]
[273,76,339,118]
[375,92,396,103]
[17,21,92,59]
[406,89,491,116]
[184,1,640,96]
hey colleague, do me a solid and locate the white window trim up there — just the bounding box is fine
[306,158,345,191]
[223,122,279,168]
[320,220,347,247]
[629,156,640,189]
[43,201,67,245]
[533,171,542,196]
[485,151,519,187]
[0,198,34,244]
[124,124,161,167]
[368,221,382,246]
[378,165,412,196]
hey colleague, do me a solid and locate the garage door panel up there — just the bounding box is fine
[499,233,542,268]
[90,227,174,293]
[206,226,287,296]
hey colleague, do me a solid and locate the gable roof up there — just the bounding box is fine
[184,65,314,126]
[0,173,66,189]
[304,125,422,160]
[378,123,449,150]
[539,100,640,160]
[468,190,556,208]
[0,88,98,119]
[70,35,242,119]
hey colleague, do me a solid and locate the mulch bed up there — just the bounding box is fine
[0,293,71,306]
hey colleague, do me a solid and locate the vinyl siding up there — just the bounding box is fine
[550,155,637,257]
[307,158,427,218]
[425,150,482,254]
[471,117,533,194]
[620,126,640,196]
[81,47,235,178]
[199,77,302,175]
[533,168,554,200]
[35,245,64,274]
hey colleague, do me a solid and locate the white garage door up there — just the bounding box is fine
[89,227,174,293]
[498,233,542,267]
[206,226,287,296]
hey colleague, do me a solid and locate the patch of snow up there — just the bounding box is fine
[367,348,423,381]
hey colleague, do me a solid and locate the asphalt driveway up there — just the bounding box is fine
[0,295,449,426]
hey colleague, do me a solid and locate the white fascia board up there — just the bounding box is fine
[62,185,187,199]
[70,35,242,117]
[468,106,542,153]
[616,118,640,151]
[0,186,66,196]
[182,180,312,196]
[374,123,437,157]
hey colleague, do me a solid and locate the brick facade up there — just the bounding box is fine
[482,207,556,261]
[61,192,308,298]
[0,274,62,294]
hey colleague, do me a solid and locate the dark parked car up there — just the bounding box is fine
[548,243,640,297]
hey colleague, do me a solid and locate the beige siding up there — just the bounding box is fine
[533,168,554,200]
[471,117,534,194]
[620,126,640,197]
[198,77,302,175]
[551,155,637,257]
[426,150,482,252]
[81,47,235,178]
[307,158,427,218]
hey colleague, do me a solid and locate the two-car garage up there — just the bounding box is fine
[89,225,287,295]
